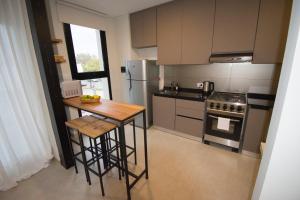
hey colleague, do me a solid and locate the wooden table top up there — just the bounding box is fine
[63,97,145,122]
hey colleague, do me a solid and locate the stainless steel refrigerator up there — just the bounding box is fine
[125,60,159,128]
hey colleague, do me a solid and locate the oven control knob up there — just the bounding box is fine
[237,106,243,112]
[216,103,220,109]
[210,102,214,108]
[223,104,228,110]
[230,105,235,111]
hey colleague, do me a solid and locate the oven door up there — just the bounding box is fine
[205,113,243,141]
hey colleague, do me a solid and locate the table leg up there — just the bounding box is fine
[143,110,149,179]
[118,124,131,200]
[132,119,137,165]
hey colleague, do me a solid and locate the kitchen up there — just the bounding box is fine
[1,0,300,200]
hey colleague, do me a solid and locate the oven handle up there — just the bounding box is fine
[207,114,240,123]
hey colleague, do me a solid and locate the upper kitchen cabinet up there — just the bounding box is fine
[130,7,157,48]
[157,1,182,65]
[253,0,292,64]
[181,0,215,64]
[157,0,215,65]
[212,0,260,54]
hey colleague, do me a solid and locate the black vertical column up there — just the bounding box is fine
[25,0,73,168]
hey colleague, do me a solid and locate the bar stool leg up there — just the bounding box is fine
[79,133,91,185]
[132,119,137,165]
[66,127,78,173]
[94,138,105,196]
[105,134,111,167]
[89,137,95,162]
[114,129,122,180]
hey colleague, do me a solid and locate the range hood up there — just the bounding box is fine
[209,53,253,63]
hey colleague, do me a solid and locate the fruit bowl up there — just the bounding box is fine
[80,95,101,104]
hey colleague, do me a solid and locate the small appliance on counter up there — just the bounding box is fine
[61,80,82,98]
[203,81,214,94]
[203,91,247,152]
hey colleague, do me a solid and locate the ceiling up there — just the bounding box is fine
[58,0,173,17]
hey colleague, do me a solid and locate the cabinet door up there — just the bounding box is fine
[130,11,144,48]
[181,0,215,64]
[153,96,175,130]
[143,7,157,47]
[243,108,271,153]
[175,116,204,138]
[212,0,260,53]
[253,0,292,64]
[157,1,182,65]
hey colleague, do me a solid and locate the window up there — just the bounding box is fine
[64,23,112,99]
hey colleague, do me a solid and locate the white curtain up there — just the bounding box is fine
[0,0,55,191]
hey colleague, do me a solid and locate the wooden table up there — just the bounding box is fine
[63,97,149,200]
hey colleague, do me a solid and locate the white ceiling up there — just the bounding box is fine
[58,0,173,17]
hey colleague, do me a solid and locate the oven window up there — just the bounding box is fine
[205,114,243,141]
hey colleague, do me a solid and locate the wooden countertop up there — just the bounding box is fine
[63,97,145,122]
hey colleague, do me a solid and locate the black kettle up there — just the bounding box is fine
[203,81,214,93]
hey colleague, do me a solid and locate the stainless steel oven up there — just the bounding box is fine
[205,113,243,148]
[203,92,247,151]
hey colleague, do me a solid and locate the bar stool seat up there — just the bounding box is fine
[79,120,117,138]
[65,115,98,130]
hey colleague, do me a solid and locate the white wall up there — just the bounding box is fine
[113,14,159,101]
[252,1,300,199]
[46,0,122,102]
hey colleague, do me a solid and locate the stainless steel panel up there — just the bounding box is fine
[128,80,149,127]
[209,53,253,63]
[126,60,147,81]
[204,134,240,148]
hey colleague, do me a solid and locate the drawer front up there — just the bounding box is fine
[175,116,203,138]
[176,99,205,119]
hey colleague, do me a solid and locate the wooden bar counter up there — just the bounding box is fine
[63,96,149,200]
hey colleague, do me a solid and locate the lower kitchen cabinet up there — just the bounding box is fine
[175,116,204,138]
[243,108,272,153]
[153,95,205,138]
[153,96,176,130]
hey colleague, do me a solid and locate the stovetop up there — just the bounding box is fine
[208,92,246,105]
[206,92,247,117]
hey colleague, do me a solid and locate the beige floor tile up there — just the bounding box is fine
[0,126,259,200]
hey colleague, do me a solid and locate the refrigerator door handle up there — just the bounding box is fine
[128,70,132,90]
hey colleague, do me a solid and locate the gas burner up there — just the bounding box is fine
[206,92,247,117]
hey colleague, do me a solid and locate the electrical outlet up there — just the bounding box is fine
[196,82,203,88]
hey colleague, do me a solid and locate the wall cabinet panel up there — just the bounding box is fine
[181,0,215,64]
[130,7,157,48]
[157,1,182,64]
[253,0,292,64]
[212,0,260,54]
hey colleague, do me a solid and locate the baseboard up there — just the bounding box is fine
[152,126,202,142]
[242,150,260,158]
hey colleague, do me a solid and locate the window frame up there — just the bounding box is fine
[63,23,112,99]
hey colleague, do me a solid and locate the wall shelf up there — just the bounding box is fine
[52,38,63,44]
[54,55,66,63]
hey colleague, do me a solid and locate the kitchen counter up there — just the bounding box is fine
[154,88,209,102]
[247,93,275,110]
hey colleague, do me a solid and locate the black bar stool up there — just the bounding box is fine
[65,115,99,184]
[79,118,122,196]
